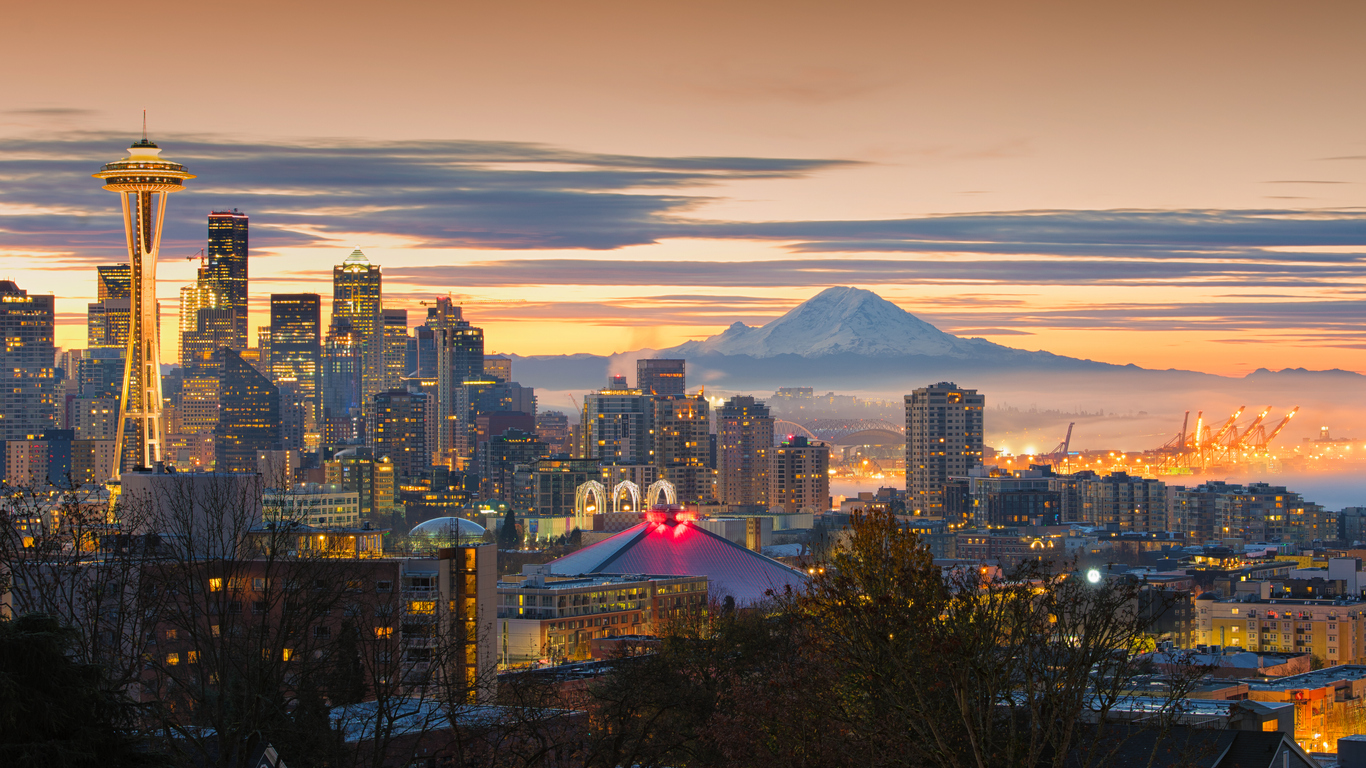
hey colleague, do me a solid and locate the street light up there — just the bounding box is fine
[1086,568,1102,584]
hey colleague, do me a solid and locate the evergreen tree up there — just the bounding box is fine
[499,507,519,549]
[0,613,164,767]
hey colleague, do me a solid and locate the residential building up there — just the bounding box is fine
[717,396,774,506]
[636,358,685,396]
[71,397,119,440]
[1080,472,1168,532]
[579,382,653,464]
[652,394,713,504]
[1197,594,1366,664]
[484,356,511,383]
[906,383,984,515]
[535,411,572,455]
[532,457,598,517]
[764,435,830,513]
[480,428,547,506]
[964,466,1061,527]
[326,447,397,519]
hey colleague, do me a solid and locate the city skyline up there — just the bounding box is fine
[2,1,1366,376]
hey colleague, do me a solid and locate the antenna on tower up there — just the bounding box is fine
[142,110,147,141]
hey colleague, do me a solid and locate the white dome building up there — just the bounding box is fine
[409,517,486,547]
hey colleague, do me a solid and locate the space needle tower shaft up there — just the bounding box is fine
[93,131,195,474]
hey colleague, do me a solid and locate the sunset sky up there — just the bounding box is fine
[3,0,1365,375]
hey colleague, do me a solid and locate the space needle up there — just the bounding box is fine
[93,127,195,474]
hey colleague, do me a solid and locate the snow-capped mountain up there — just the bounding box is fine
[665,286,1009,359]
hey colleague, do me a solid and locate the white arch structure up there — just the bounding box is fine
[611,481,642,514]
[574,480,607,529]
[646,479,677,507]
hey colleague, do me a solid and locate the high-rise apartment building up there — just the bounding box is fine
[484,356,512,383]
[580,381,653,465]
[325,447,396,519]
[269,294,321,421]
[764,436,830,513]
[0,281,58,443]
[371,389,429,479]
[652,394,713,504]
[535,411,572,455]
[480,428,547,506]
[214,348,280,472]
[532,457,598,517]
[637,358,686,396]
[332,248,384,404]
[204,210,249,349]
[71,397,119,441]
[381,308,409,391]
[717,396,773,506]
[906,383,984,515]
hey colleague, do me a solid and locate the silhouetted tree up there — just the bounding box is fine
[0,613,164,767]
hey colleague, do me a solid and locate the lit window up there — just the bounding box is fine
[209,578,223,592]
[375,627,393,639]
[165,653,180,666]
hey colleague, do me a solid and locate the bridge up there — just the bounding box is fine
[773,419,905,446]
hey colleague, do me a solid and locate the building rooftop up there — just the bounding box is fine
[498,573,699,591]
[1244,664,1366,692]
[546,507,808,603]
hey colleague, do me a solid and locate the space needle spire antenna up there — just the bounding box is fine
[93,125,195,476]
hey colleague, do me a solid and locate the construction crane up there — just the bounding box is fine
[184,248,205,265]
[1234,407,1272,449]
[1261,407,1299,448]
[1044,423,1074,465]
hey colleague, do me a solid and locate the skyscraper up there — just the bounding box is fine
[431,298,485,464]
[321,318,362,449]
[204,209,249,349]
[214,347,280,472]
[637,358,686,396]
[88,264,131,352]
[652,394,713,504]
[717,396,774,506]
[178,277,219,366]
[332,248,383,404]
[0,281,58,443]
[93,138,194,472]
[370,389,429,479]
[905,382,984,516]
[381,307,409,391]
[181,308,236,377]
[269,293,321,421]
[579,380,653,465]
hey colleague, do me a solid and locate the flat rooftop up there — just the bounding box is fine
[1245,665,1366,691]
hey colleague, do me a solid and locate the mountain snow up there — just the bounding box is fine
[667,286,1012,359]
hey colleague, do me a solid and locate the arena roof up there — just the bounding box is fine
[547,510,808,604]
